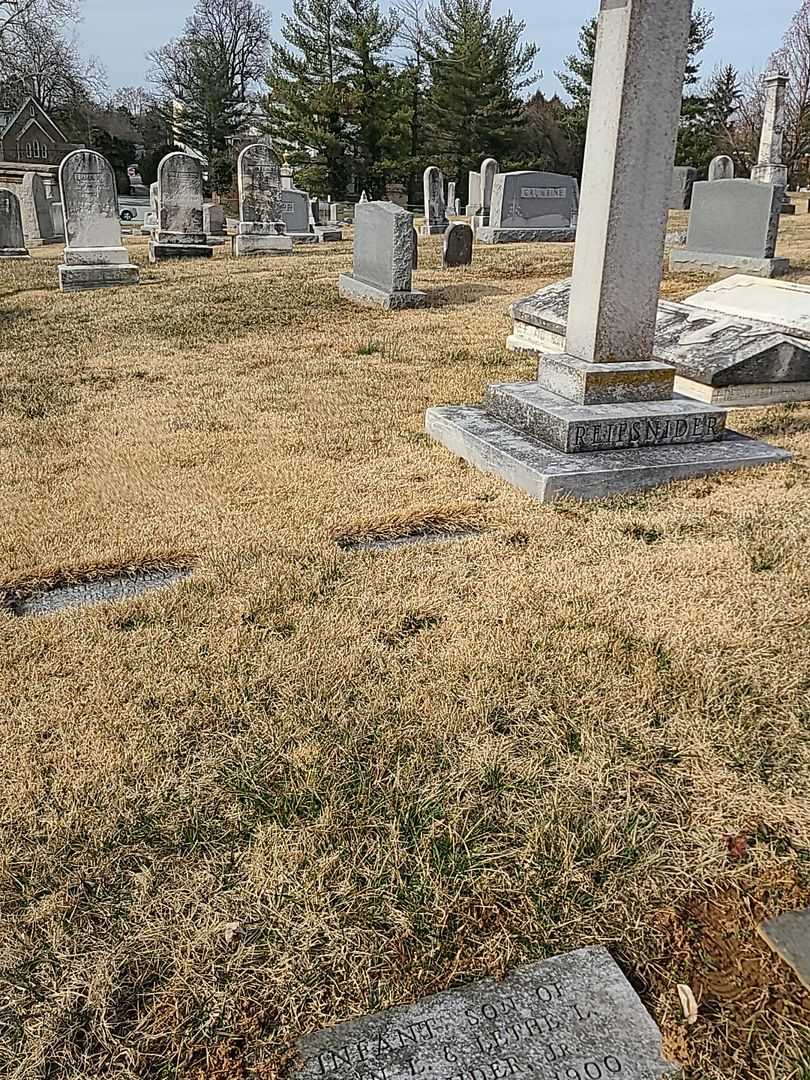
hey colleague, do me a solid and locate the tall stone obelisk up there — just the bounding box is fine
[425,0,789,501]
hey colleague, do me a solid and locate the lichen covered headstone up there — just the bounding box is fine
[233,143,292,257]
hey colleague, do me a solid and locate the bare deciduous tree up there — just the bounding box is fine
[0,0,77,43]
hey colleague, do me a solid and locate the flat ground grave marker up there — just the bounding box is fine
[296,948,678,1080]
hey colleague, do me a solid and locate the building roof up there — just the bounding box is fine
[0,97,69,143]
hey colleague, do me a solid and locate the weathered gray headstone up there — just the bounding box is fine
[142,182,159,234]
[295,949,678,1080]
[670,178,788,277]
[426,0,788,501]
[203,203,226,236]
[508,274,810,409]
[478,171,578,244]
[233,143,292,257]
[278,188,318,244]
[0,189,30,258]
[339,200,425,309]
[455,198,462,215]
[752,72,793,214]
[422,165,449,235]
[443,222,473,267]
[479,157,499,222]
[58,149,139,291]
[150,152,213,262]
[21,171,58,245]
[708,155,734,182]
[466,172,481,217]
[447,181,456,212]
[669,166,696,209]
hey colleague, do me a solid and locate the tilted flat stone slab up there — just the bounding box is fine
[510,278,810,407]
[684,275,810,335]
[339,272,426,310]
[476,227,576,245]
[669,250,789,278]
[426,405,789,503]
[758,909,810,991]
[59,264,140,292]
[296,947,679,1080]
[484,383,725,454]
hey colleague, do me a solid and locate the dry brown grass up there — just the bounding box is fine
[0,219,809,1080]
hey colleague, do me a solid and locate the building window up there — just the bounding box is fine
[25,142,31,157]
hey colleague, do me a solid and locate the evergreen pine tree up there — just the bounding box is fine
[426,0,538,203]
[264,0,352,197]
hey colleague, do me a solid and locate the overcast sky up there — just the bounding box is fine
[76,0,798,97]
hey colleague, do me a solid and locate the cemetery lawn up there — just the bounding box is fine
[1,219,810,1080]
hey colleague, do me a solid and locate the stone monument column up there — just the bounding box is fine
[752,73,789,188]
[425,0,789,500]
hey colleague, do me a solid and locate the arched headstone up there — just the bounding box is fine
[479,158,499,223]
[151,152,212,261]
[708,155,735,182]
[234,143,292,257]
[58,150,139,291]
[0,189,30,258]
[21,172,58,245]
[442,222,473,267]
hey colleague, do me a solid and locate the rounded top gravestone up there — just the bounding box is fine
[708,155,735,182]
[238,143,282,224]
[59,149,122,252]
[480,157,499,210]
[443,222,473,267]
[22,171,56,243]
[0,188,28,254]
[157,152,206,239]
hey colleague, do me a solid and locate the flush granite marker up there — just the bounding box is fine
[426,0,788,502]
[340,200,425,309]
[58,150,139,291]
[296,948,678,1080]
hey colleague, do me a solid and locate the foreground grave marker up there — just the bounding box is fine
[58,150,139,292]
[426,0,788,500]
[339,201,425,309]
[296,948,678,1080]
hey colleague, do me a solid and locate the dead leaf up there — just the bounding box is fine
[677,982,699,1024]
[726,834,750,862]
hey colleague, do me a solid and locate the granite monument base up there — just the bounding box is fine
[0,249,31,259]
[289,232,319,245]
[339,271,426,310]
[670,249,789,278]
[149,242,213,263]
[476,226,577,245]
[59,263,140,292]
[426,404,790,503]
[315,226,343,242]
[232,234,293,257]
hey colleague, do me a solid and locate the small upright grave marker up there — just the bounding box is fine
[466,172,481,217]
[150,152,213,262]
[234,144,292,257]
[279,187,318,244]
[0,189,30,258]
[476,158,499,226]
[421,165,449,235]
[477,171,578,244]
[708,155,734,182]
[58,150,139,292]
[21,172,59,246]
[669,166,696,209]
[296,948,679,1080]
[339,201,425,309]
[443,222,473,267]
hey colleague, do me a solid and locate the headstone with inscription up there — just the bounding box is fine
[443,222,473,267]
[476,158,499,226]
[466,172,481,218]
[339,200,425,309]
[477,171,578,244]
[670,178,789,278]
[708,155,734,182]
[21,171,59,245]
[233,143,292,257]
[426,0,787,501]
[295,949,678,1080]
[421,166,449,236]
[668,166,696,210]
[508,274,810,409]
[150,152,213,262]
[58,150,139,292]
[279,187,318,244]
[0,189,30,258]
